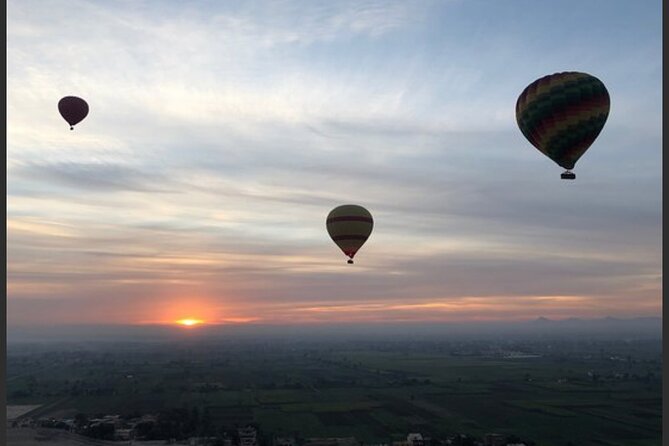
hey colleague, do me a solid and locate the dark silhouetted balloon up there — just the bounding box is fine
[326,204,373,264]
[516,72,610,179]
[58,96,89,130]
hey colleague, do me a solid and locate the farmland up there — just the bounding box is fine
[7,335,662,446]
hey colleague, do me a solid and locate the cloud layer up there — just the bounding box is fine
[7,0,662,326]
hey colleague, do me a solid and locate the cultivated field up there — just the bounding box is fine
[6,337,662,446]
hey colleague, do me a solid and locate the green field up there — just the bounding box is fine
[7,338,662,446]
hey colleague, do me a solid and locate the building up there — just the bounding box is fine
[115,428,133,441]
[238,425,258,446]
[189,437,219,446]
[275,436,296,446]
[407,433,424,446]
[482,433,506,446]
[303,437,360,446]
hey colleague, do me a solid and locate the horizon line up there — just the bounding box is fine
[7,315,662,329]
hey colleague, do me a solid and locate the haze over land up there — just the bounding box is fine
[7,316,662,344]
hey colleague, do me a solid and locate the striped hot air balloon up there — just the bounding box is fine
[516,72,610,179]
[326,204,373,264]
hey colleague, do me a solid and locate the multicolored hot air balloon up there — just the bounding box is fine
[326,204,373,264]
[58,96,89,130]
[516,72,610,179]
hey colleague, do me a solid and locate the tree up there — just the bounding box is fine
[74,413,88,429]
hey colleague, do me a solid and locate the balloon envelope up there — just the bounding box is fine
[326,204,373,263]
[58,96,89,129]
[516,72,610,171]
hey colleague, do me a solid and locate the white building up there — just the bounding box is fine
[238,426,258,446]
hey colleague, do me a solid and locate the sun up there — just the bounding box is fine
[176,318,204,327]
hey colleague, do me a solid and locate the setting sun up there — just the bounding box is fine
[176,318,204,327]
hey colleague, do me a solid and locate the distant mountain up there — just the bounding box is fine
[532,316,660,324]
[524,316,661,337]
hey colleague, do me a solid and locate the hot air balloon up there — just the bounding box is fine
[326,204,373,264]
[58,96,89,130]
[515,72,610,179]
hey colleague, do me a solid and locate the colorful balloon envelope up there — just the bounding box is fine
[58,96,89,130]
[516,72,610,179]
[326,204,373,264]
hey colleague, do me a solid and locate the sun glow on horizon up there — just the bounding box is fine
[176,318,204,327]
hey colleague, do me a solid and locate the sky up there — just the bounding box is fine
[7,0,662,328]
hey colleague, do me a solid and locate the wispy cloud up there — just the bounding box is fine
[7,0,661,327]
[13,161,180,192]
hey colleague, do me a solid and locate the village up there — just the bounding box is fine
[8,409,528,446]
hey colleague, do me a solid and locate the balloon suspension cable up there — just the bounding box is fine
[347,259,354,264]
[561,170,576,180]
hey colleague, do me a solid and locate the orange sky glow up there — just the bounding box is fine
[105,293,661,327]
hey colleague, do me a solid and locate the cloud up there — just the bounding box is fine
[13,161,180,192]
[6,0,662,326]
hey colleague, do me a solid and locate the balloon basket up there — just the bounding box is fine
[347,259,354,264]
[561,171,576,180]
